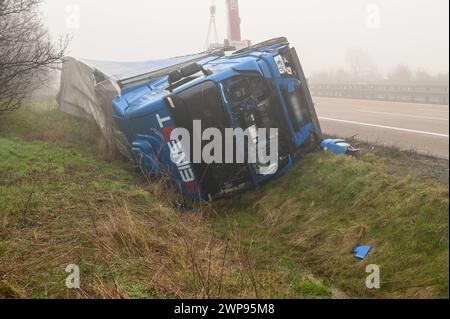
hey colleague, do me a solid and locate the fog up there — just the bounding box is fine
[41,0,449,75]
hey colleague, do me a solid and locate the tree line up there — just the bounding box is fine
[309,48,449,86]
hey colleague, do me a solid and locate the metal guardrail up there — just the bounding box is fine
[309,84,449,105]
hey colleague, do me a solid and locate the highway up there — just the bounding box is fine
[313,97,449,159]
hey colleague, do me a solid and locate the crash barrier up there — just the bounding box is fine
[309,84,449,105]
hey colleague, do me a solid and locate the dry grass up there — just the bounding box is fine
[324,134,449,184]
[0,134,325,299]
[1,103,446,299]
[226,153,449,299]
[0,138,272,298]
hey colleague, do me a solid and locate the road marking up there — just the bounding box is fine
[358,110,449,121]
[319,117,449,138]
[418,109,449,113]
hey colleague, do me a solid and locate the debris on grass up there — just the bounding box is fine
[321,139,360,155]
[352,245,373,260]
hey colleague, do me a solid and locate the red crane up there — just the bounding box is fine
[206,0,250,51]
[225,0,250,49]
[226,0,242,43]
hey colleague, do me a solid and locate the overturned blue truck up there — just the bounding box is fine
[58,38,323,201]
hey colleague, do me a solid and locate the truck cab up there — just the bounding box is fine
[112,38,322,201]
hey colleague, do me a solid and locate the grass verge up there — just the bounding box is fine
[215,152,448,298]
[0,103,448,298]
[0,104,332,298]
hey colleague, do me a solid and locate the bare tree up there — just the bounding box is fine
[345,48,377,82]
[434,72,449,86]
[0,0,68,112]
[414,69,434,85]
[387,64,413,84]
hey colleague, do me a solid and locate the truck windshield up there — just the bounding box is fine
[170,81,251,196]
[170,77,292,196]
[222,75,292,172]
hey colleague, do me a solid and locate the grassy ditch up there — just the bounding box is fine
[0,103,448,298]
[213,152,449,298]
[0,104,332,298]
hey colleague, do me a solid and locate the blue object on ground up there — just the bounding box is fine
[353,245,372,260]
[321,139,359,155]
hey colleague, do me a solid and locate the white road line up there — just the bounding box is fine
[358,110,449,121]
[319,117,450,138]
[418,109,449,113]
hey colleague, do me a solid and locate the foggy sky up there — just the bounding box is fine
[41,0,449,75]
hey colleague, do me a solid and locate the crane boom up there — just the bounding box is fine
[226,0,242,43]
[205,0,249,51]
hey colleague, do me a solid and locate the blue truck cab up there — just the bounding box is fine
[112,38,322,201]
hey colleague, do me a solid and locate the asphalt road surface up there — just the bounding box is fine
[313,97,449,159]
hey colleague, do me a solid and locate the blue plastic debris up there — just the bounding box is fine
[321,139,359,155]
[353,245,372,260]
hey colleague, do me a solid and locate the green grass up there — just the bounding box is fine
[216,153,449,298]
[0,103,448,299]
[0,103,335,299]
[0,135,140,298]
[211,209,332,298]
[0,102,104,155]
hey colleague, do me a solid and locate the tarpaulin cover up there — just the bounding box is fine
[57,54,210,158]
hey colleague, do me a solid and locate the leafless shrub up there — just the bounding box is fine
[0,0,68,112]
